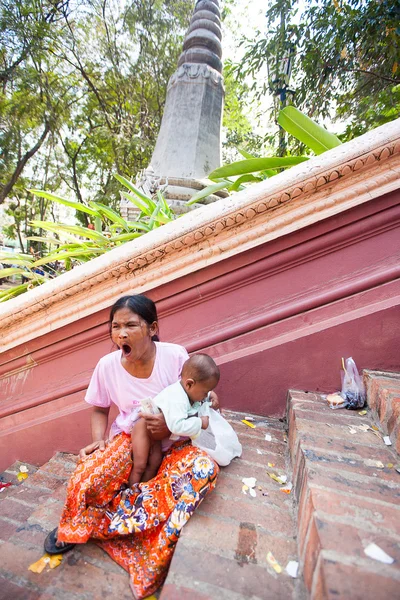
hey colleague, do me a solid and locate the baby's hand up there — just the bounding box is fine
[201,416,209,430]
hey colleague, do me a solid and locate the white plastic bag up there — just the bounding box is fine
[327,357,366,410]
[193,408,242,466]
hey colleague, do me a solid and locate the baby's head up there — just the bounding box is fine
[181,354,220,403]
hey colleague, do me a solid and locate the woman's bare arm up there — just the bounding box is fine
[79,406,110,460]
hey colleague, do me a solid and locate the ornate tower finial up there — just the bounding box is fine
[120,0,226,218]
[178,0,222,73]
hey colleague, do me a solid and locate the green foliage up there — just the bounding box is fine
[235,0,400,139]
[0,179,175,302]
[191,107,341,202]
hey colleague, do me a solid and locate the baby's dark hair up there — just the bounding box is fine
[182,354,220,383]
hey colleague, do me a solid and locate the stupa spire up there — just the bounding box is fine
[142,0,225,213]
[178,0,223,73]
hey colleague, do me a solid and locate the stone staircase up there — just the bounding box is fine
[1,380,399,600]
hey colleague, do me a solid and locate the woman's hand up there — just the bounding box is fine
[79,439,108,461]
[140,412,170,440]
[209,390,220,411]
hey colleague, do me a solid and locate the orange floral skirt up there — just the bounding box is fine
[58,433,218,599]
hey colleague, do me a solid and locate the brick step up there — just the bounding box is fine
[288,390,400,599]
[0,411,304,600]
[364,369,400,453]
[160,411,305,600]
[0,452,133,600]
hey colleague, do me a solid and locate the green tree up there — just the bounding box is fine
[235,0,400,141]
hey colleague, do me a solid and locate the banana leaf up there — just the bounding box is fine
[109,232,143,243]
[209,155,309,179]
[29,189,100,217]
[229,174,263,192]
[187,181,230,205]
[278,106,342,155]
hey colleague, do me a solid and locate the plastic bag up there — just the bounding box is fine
[327,357,366,410]
[193,408,242,466]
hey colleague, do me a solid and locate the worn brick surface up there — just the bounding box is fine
[161,414,303,600]
[364,370,400,449]
[288,389,400,599]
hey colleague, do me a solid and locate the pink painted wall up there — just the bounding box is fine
[1,191,399,470]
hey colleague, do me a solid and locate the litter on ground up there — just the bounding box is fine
[28,553,63,573]
[383,436,392,446]
[265,434,272,442]
[242,419,256,429]
[364,543,394,564]
[268,472,287,485]
[285,560,299,578]
[266,551,282,573]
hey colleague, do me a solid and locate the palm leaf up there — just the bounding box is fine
[278,106,342,155]
[114,175,156,211]
[120,191,152,217]
[29,189,100,217]
[187,181,229,206]
[89,201,129,232]
[109,232,143,243]
[30,221,110,244]
[26,235,63,246]
[209,156,309,179]
[229,174,263,192]
[32,248,105,267]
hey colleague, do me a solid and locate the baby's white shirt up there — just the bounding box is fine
[154,380,210,439]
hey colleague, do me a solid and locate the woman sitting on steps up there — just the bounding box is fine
[44,294,219,600]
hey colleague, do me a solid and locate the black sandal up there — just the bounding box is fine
[44,527,76,555]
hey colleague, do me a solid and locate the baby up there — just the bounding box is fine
[128,353,220,486]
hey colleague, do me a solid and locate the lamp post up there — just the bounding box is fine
[268,6,296,157]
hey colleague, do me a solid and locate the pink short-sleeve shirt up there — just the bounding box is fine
[85,341,189,439]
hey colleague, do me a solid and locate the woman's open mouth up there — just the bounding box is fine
[121,344,132,357]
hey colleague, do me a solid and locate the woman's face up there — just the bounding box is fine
[111,307,157,362]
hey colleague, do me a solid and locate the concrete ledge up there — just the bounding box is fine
[287,390,400,599]
[1,118,400,352]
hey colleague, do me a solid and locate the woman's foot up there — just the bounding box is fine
[44,527,76,555]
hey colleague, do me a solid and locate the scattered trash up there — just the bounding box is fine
[266,551,282,573]
[364,543,394,564]
[265,434,272,442]
[285,560,299,578]
[257,486,263,491]
[17,465,29,482]
[28,553,63,573]
[244,416,255,421]
[358,410,367,416]
[371,425,379,431]
[365,459,384,468]
[0,482,12,493]
[242,477,257,497]
[268,462,275,468]
[280,482,293,494]
[268,472,287,485]
[256,449,263,455]
[327,357,366,410]
[395,466,400,475]
[357,424,370,432]
[383,436,392,446]
[241,419,256,429]
[348,427,357,435]
[262,492,269,496]
[387,463,394,468]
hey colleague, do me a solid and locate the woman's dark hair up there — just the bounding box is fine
[109,295,160,341]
